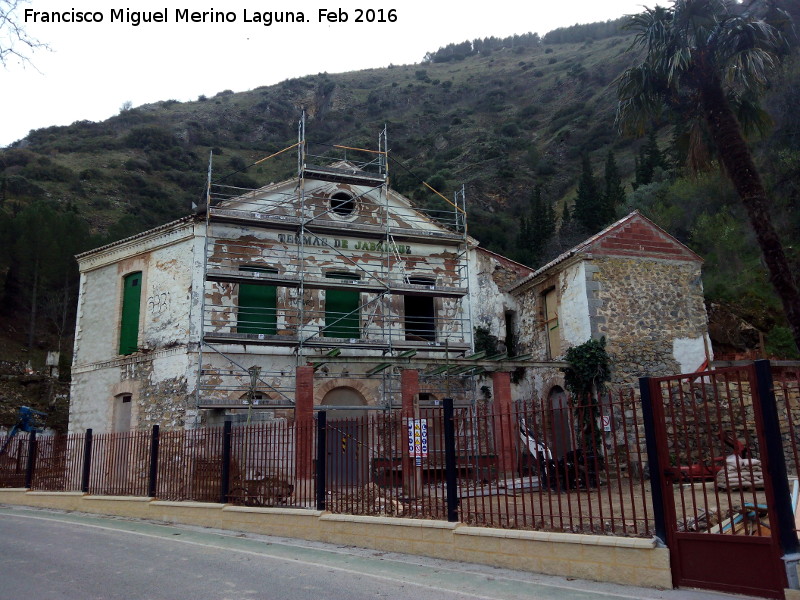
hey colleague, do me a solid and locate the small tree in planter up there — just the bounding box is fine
[562,337,612,484]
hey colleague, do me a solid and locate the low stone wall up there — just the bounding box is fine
[0,488,671,589]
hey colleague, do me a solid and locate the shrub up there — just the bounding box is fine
[22,160,76,182]
[125,126,178,151]
[5,175,46,198]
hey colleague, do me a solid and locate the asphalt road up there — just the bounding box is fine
[0,505,761,600]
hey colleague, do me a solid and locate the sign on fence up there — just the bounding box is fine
[407,419,428,460]
[600,414,612,432]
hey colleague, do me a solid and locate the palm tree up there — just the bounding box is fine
[616,0,800,352]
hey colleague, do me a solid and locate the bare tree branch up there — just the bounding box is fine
[0,0,50,68]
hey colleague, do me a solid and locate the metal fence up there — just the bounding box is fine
[155,426,225,502]
[31,434,85,492]
[0,432,32,488]
[7,365,799,538]
[320,391,653,535]
[0,395,654,535]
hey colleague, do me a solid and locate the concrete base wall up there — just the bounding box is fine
[0,489,672,589]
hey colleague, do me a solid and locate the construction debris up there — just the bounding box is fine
[716,455,764,490]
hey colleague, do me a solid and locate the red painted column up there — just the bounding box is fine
[492,371,516,478]
[401,369,419,418]
[295,366,315,479]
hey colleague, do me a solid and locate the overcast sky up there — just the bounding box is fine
[1,0,648,147]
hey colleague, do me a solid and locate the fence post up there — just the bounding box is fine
[754,359,800,588]
[24,431,37,489]
[316,411,327,511]
[81,429,93,493]
[148,425,160,498]
[638,377,667,545]
[443,398,459,522]
[220,420,232,504]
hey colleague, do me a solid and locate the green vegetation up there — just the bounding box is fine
[0,4,798,359]
[563,337,612,448]
[617,0,800,351]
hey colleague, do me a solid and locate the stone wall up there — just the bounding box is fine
[591,256,709,387]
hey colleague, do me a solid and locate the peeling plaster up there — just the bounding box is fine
[672,336,711,373]
[559,261,592,347]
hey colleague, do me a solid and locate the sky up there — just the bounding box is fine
[1,0,649,147]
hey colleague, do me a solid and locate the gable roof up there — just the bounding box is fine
[211,160,464,238]
[508,211,702,293]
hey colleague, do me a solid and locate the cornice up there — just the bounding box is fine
[78,220,198,272]
[72,343,197,374]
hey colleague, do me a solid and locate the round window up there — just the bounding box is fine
[330,192,356,217]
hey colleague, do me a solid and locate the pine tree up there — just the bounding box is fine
[573,154,601,232]
[529,185,555,264]
[633,131,667,189]
[516,185,557,267]
[516,213,533,265]
[644,129,666,174]
[601,150,625,225]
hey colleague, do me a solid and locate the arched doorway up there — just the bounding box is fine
[548,386,573,459]
[321,387,368,485]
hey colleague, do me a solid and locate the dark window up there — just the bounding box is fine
[237,266,278,335]
[330,192,355,217]
[505,310,517,356]
[119,272,142,355]
[325,272,361,338]
[405,277,436,342]
[543,287,560,358]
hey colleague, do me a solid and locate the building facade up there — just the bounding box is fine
[69,149,711,434]
[508,212,711,401]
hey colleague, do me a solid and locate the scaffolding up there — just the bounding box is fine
[195,115,473,411]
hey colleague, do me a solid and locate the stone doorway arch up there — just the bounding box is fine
[321,386,368,485]
[548,385,573,459]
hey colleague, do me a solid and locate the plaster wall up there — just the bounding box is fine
[513,259,592,364]
[73,267,121,366]
[559,260,592,347]
[70,225,198,433]
[69,367,122,433]
[204,221,465,344]
[469,249,529,351]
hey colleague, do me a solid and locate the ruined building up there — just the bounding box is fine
[68,125,711,433]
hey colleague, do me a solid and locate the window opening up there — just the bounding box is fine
[404,277,436,342]
[237,266,278,335]
[543,287,560,358]
[114,394,132,432]
[504,310,517,356]
[325,272,361,338]
[119,272,142,356]
[548,386,572,459]
[330,192,355,217]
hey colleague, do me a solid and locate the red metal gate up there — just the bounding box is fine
[642,363,794,599]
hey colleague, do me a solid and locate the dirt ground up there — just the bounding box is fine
[324,474,775,539]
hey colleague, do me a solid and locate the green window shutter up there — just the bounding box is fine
[237,267,278,335]
[119,272,142,355]
[325,272,360,339]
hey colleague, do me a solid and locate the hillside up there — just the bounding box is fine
[1,16,799,429]
[2,31,636,243]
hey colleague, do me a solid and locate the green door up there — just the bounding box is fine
[237,267,277,335]
[325,272,360,338]
[119,272,142,355]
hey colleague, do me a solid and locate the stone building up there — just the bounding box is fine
[507,211,711,401]
[68,134,710,435]
[69,140,533,434]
